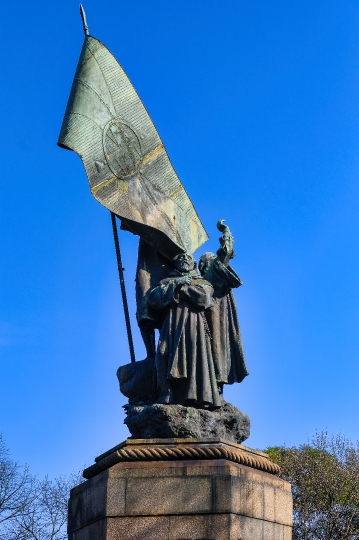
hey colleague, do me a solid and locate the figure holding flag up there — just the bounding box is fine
[57,6,249,412]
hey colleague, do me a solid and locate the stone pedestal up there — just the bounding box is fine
[68,438,292,540]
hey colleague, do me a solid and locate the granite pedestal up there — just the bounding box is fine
[68,438,292,540]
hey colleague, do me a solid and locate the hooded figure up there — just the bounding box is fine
[148,253,221,408]
[198,220,249,395]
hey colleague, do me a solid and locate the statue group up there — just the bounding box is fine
[117,220,250,442]
[132,219,248,410]
[58,23,250,442]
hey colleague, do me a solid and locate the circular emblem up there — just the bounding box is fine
[103,119,142,179]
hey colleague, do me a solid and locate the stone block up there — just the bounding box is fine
[69,439,292,539]
[107,517,170,540]
[105,476,126,516]
[168,514,238,540]
[69,518,106,540]
[68,471,107,531]
[125,475,213,515]
[275,486,294,526]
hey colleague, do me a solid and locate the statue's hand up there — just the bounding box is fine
[218,249,233,265]
[175,275,192,287]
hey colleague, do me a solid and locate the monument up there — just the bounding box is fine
[58,6,292,539]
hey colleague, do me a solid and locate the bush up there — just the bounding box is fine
[268,432,359,540]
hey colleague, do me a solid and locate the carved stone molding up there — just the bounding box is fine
[83,437,279,479]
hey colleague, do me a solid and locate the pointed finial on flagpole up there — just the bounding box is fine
[79,4,89,36]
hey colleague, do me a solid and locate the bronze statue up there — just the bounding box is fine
[57,30,208,261]
[148,253,221,408]
[58,8,250,440]
[120,219,172,360]
[134,239,168,359]
[198,221,249,395]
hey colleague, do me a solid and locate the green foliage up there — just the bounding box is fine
[267,432,359,540]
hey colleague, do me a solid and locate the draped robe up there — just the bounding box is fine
[202,259,249,385]
[149,271,221,407]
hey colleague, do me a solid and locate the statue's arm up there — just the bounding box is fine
[213,260,243,289]
[148,276,190,310]
[179,282,214,310]
[148,280,177,311]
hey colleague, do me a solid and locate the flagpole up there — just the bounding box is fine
[110,212,136,363]
[77,7,135,363]
[79,4,89,36]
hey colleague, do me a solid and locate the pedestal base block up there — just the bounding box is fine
[69,439,292,540]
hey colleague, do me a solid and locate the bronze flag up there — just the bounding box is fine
[58,35,208,259]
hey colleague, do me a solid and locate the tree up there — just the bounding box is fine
[0,434,35,537]
[12,474,81,540]
[268,432,359,540]
[0,434,82,540]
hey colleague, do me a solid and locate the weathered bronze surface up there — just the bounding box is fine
[148,253,220,407]
[58,14,249,434]
[199,220,249,389]
[58,35,208,260]
[134,238,172,358]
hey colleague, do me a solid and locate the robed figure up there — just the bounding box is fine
[199,221,249,394]
[120,221,172,360]
[57,19,249,410]
[149,253,222,408]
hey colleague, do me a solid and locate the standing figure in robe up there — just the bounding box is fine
[135,238,172,358]
[120,220,172,360]
[198,220,249,397]
[148,253,221,408]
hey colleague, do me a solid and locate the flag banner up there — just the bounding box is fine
[58,35,208,259]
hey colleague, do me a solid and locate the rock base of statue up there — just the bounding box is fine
[68,438,292,540]
[124,402,250,443]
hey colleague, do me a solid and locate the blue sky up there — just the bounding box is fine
[1,0,359,478]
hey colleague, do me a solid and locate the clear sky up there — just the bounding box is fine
[1,0,359,478]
